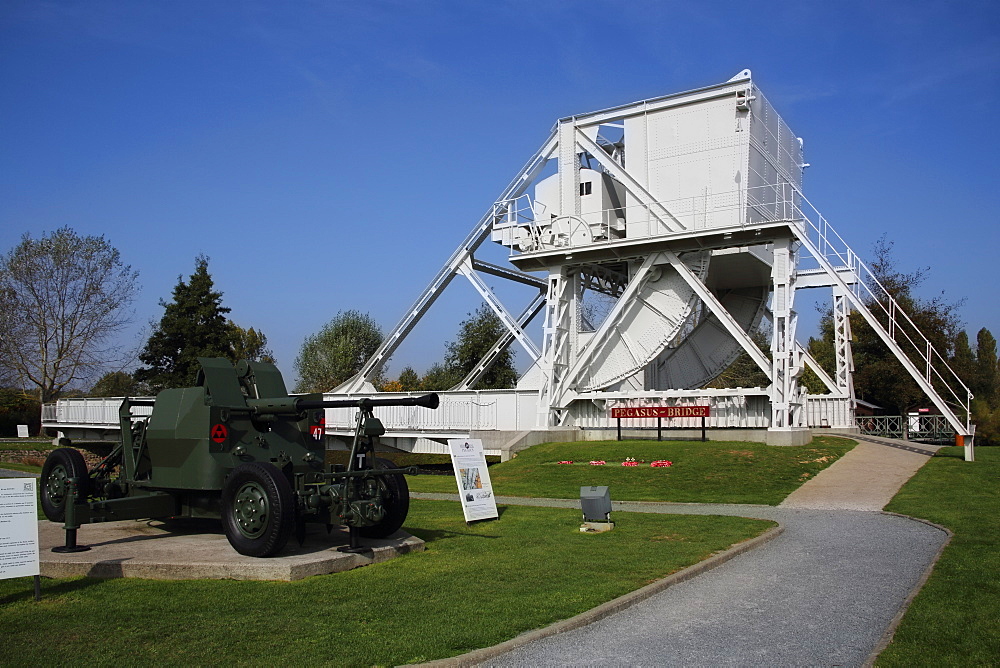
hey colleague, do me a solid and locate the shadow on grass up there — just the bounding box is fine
[0,574,108,606]
[933,446,972,459]
[410,528,503,543]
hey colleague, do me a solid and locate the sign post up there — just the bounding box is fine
[0,478,41,601]
[609,405,711,441]
[446,439,499,524]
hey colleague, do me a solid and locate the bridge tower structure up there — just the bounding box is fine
[340,70,974,457]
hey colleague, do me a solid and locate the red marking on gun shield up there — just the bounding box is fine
[310,416,325,441]
[211,423,228,443]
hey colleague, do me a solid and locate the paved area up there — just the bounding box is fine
[0,468,422,582]
[416,434,949,667]
[780,436,939,511]
[37,518,424,581]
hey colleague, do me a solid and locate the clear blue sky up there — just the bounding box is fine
[2,1,998,387]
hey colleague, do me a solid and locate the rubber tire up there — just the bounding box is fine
[221,462,295,557]
[358,457,410,538]
[40,448,90,522]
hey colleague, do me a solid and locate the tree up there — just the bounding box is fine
[441,304,518,389]
[0,227,139,402]
[136,256,234,392]
[950,331,976,389]
[974,328,998,402]
[398,366,421,391]
[230,324,276,364]
[420,362,463,391]
[88,370,150,397]
[0,388,40,437]
[295,310,385,393]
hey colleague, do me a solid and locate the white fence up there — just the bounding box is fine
[322,390,539,432]
[43,391,858,435]
[41,397,153,427]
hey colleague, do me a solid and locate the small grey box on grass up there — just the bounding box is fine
[580,486,611,522]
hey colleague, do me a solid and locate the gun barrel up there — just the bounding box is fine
[296,392,440,411]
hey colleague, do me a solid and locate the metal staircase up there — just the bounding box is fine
[788,191,975,457]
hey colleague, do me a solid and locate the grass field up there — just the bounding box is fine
[408,436,855,505]
[877,446,1000,665]
[0,501,771,666]
[6,435,993,665]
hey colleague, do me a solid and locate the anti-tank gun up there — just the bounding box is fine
[40,358,439,557]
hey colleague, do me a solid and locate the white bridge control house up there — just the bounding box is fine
[41,71,975,461]
[327,70,974,459]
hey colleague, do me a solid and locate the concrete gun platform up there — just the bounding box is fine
[38,518,423,581]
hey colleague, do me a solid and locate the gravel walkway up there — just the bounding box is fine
[413,436,949,667]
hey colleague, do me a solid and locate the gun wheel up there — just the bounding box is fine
[358,457,410,538]
[40,448,90,522]
[222,462,294,557]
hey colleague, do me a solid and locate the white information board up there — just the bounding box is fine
[16,425,29,438]
[0,478,40,579]
[447,439,498,523]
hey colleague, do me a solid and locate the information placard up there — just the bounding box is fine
[0,478,40,580]
[447,439,498,523]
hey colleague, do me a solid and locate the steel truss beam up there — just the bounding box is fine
[456,292,546,391]
[339,132,558,393]
[457,258,541,361]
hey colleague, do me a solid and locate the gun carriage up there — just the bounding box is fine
[40,358,438,557]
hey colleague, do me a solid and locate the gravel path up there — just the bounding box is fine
[477,503,946,667]
[413,437,948,667]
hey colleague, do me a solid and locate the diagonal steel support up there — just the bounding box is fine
[798,343,843,396]
[457,257,541,361]
[554,253,662,405]
[792,226,970,438]
[338,132,558,393]
[662,250,773,374]
[575,128,686,233]
[456,292,546,390]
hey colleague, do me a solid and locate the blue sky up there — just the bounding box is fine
[2,1,998,387]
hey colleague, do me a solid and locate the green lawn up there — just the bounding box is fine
[877,446,1000,665]
[408,436,855,505]
[0,501,771,666]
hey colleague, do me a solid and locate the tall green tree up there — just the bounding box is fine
[0,227,139,402]
[965,327,1000,446]
[397,366,421,391]
[0,388,40,437]
[420,362,463,392]
[136,256,234,392]
[295,310,385,393]
[950,331,976,389]
[442,304,519,389]
[974,328,998,402]
[230,324,276,364]
[88,370,151,397]
[417,304,520,391]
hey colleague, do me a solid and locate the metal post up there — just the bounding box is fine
[657,417,662,441]
[34,575,41,602]
[701,416,707,442]
[617,418,621,442]
[52,477,90,554]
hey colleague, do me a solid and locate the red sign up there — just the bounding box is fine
[210,423,228,443]
[310,416,325,441]
[610,406,710,419]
